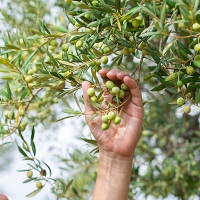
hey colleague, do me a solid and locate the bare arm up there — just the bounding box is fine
[82,69,144,200]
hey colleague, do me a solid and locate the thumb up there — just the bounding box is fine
[82,81,95,121]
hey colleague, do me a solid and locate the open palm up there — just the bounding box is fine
[82,69,144,158]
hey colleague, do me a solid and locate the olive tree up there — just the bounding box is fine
[0,0,200,199]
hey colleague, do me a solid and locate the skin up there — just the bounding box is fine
[0,194,8,200]
[82,68,144,200]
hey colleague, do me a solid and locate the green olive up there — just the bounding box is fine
[121,83,128,90]
[102,123,109,130]
[87,88,95,97]
[62,44,69,52]
[118,90,125,99]
[91,96,97,102]
[108,111,116,120]
[36,181,43,189]
[177,80,183,87]
[101,56,108,64]
[114,116,121,124]
[186,66,195,75]
[183,105,191,114]
[50,40,58,47]
[106,80,114,90]
[27,170,33,178]
[101,115,108,123]
[76,40,83,49]
[176,97,184,107]
[112,86,120,95]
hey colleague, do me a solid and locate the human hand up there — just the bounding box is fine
[0,194,9,200]
[82,69,144,159]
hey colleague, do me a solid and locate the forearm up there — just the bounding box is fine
[92,150,133,200]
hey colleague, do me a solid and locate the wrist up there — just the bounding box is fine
[98,149,133,174]
[92,149,133,200]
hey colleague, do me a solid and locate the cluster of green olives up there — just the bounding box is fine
[27,170,43,189]
[87,80,129,130]
[101,111,121,130]
[87,88,104,103]
[176,97,191,114]
[105,80,128,98]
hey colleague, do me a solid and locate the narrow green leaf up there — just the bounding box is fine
[23,157,34,161]
[82,54,90,62]
[70,34,86,42]
[89,113,99,122]
[92,48,103,57]
[65,13,76,25]
[53,25,68,33]
[0,57,14,69]
[177,40,192,55]
[162,40,176,55]
[20,89,29,100]
[151,84,166,91]
[18,128,26,143]
[5,44,21,50]
[50,71,65,80]
[90,146,99,154]
[54,116,75,122]
[192,60,200,68]
[153,0,157,14]
[123,6,140,17]
[115,0,121,13]
[91,68,100,85]
[26,188,43,197]
[122,21,127,36]
[189,37,198,49]
[40,20,51,34]
[22,142,30,152]
[181,76,200,84]
[18,146,28,157]
[2,89,11,100]
[81,138,98,145]
[58,60,76,67]
[77,3,89,9]
[74,94,82,112]
[109,55,123,69]
[166,87,179,94]
[62,109,74,114]
[31,141,36,156]
[139,5,158,19]
[61,98,73,110]
[121,39,134,48]
[64,179,74,193]
[23,177,37,183]
[165,71,184,81]
[196,90,200,103]
[98,0,114,12]
[194,0,199,13]
[17,169,29,172]
[31,126,35,141]
[46,49,58,67]
[89,34,99,48]
[6,82,12,100]
[140,31,160,37]
[22,50,37,70]
[27,163,39,171]
[0,142,12,147]
[160,2,166,29]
